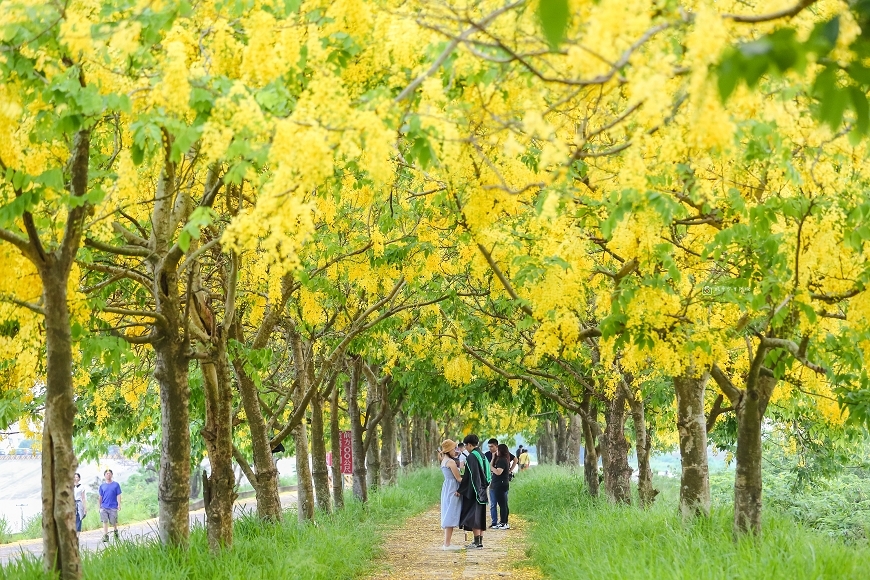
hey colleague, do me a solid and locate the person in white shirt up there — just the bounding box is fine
[73,473,87,534]
[456,442,469,470]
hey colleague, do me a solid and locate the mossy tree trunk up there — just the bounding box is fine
[602,390,631,504]
[621,378,656,507]
[200,338,237,551]
[397,411,411,469]
[567,413,583,467]
[310,391,332,513]
[673,372,711,518]
[347,357,368,502]
[579,395,600,498]
[329,384,345,509]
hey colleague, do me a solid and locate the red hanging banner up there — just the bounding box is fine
[339,430,353,474]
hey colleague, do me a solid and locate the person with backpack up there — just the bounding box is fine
[457,434,490,549]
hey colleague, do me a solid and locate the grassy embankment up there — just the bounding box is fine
[511,466,870,580]
[3,467,440,580]
[0,470,299,544]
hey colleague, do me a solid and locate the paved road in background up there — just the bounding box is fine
[0,490,298,565]
[0,458,139,535]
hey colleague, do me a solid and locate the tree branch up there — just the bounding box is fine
[710,364,742,404]
[723,0,818,23]
[85,237,153,257]
[0,227,37,262]
[705,394,734,433]
[394,0,523,103]
[80,261,153,291]
[232,444,258,486]
[476,242,533,316]
[0,294,44,315]
[102,306,168,328]
[760,337,827,374]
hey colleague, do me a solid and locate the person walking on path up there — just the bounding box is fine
[439,439,464,551]
[457,434,490,549]
[456,442,468,471]
[484,438,515,528]
[518,447,530,472]
[98,469,122,542]
[73,473,87,535]
[490,444,512,529]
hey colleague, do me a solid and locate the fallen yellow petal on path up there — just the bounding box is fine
[365,505,544,579]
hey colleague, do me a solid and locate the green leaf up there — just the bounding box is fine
[538,0,569,48]
[820,86,848,130]
[849,87,869,135]
[177,229,192,252]
[178,206,217,252]
[131,143,145,165]
[170,126,202,163]
[718,55,741,101]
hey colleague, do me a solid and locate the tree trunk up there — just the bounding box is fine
[310,393,331,513]
[428,417,440,466]
[231,350,281,522]
[228,271,291,523]
[537,419,554,465]
[580,396,600,498]
[189,470,201,500]
[380,400,398,487]
[365,382,380,493]
[674,373,711,518]
[410,415,423,468]
[292,416,314,521]
[624,384,656,507]
[555,414,568,465]
[397,412,411,469]
[366,426,380,492]
[602,391,631,504]
[329,384,345,509]
[733,374,775,535]
[567,414,583,467]
[200,336,237,552]
[40,271,81,580]
[347,358,368,501]
[154,330,191,545]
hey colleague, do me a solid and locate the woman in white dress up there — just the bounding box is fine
[439,439,463,550]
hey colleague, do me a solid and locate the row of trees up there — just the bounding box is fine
[2,0,870,579]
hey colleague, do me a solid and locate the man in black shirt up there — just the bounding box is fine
[484,438,516,528]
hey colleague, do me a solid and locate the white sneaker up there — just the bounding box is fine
[442,544,463,551]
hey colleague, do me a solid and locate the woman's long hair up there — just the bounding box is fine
[496,443,511,464]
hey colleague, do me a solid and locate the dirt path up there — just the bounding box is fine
[365,505,543,580]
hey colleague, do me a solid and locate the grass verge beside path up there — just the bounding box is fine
[3,468,440,580]
[510,466,870,580]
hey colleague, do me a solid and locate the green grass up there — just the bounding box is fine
[711,470,870,543]
[511,466,870,580]
[3,468,440,580]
